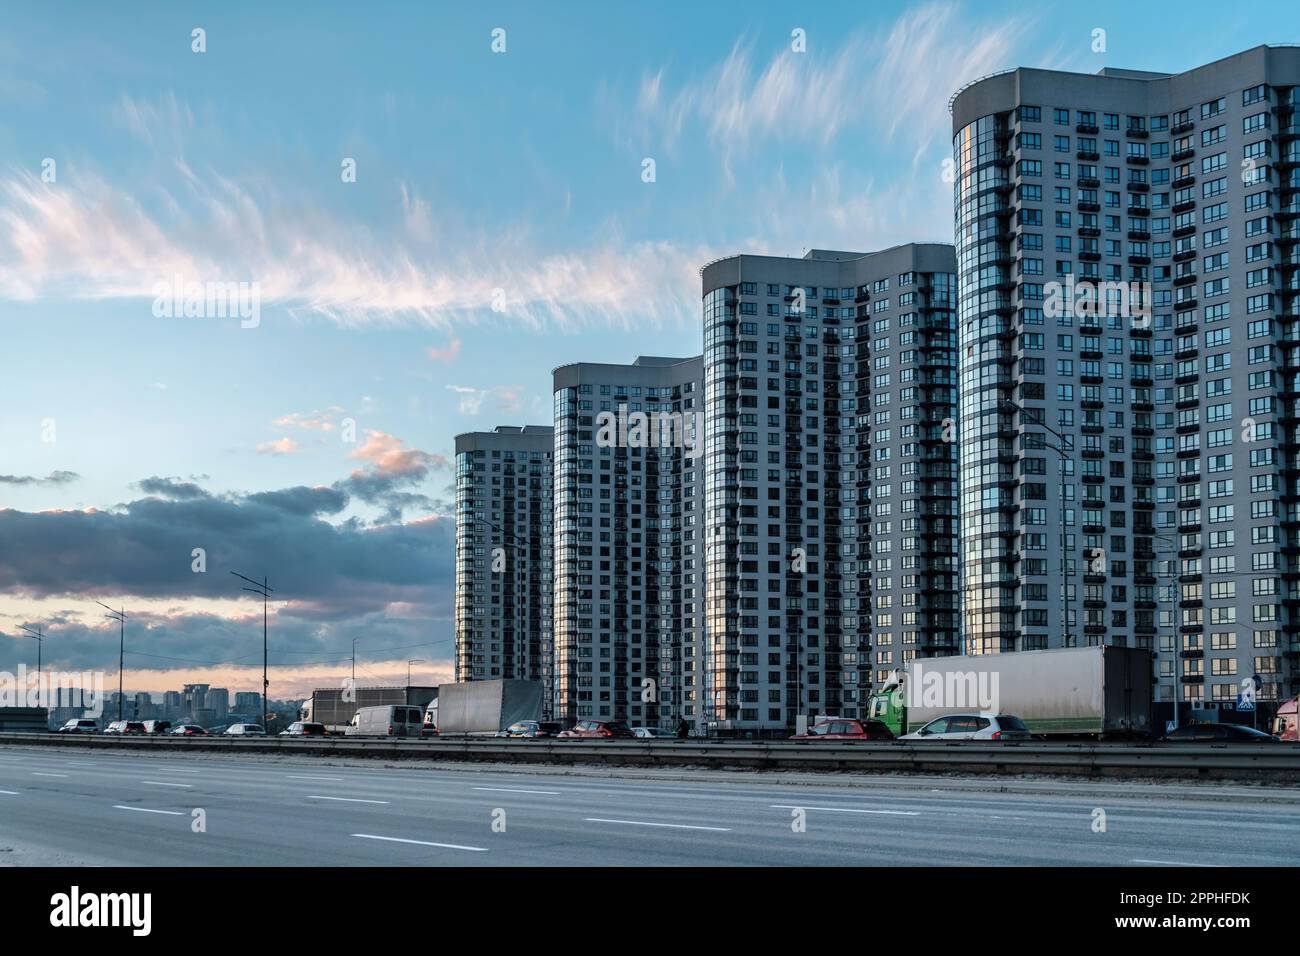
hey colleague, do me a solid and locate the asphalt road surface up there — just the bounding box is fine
[1,745,1296,866]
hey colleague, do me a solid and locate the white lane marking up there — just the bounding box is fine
[472,787,561,795]
[32,772,69,778]
[770,804,920,816]
[308,795,389,804]
[352,833,487,852]
[0,789,18,795]
[285,775,344,782]
[141,780,193,788]
[1132,858,1219,867]
[113,805,184,816]
[152,768,202,774]
[584,817,732,832]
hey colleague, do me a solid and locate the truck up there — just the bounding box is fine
[1272,697,1298,741]
[308,685,438,735]
[433,679,544,736]
[864,645,1153,738]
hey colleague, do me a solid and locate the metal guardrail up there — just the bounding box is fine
[1,733,1297,780]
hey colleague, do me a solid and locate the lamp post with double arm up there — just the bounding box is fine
[999,399,1077,650]
[17,624,43,708]
[231,571,272,731]
[94,602,126,722]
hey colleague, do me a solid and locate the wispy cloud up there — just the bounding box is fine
[0,168,706,330]
[256,437,301,455]
[272,408,345,433]
[425,337,461,363]
[628,2,1035,179]
[445,384,523,416]
[110,91,194,146]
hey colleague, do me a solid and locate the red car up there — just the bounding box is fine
[790,718,894,741]
[558,719,636,739]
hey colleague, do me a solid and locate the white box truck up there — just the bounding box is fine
[433,679,544,735]
[864,645,1153,738]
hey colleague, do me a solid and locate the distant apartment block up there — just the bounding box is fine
[453,426,554,693]
[551,357,705,728]
[207,687,229,720]
[700,245,960,733]
[951,44,1300,706]
[182,683,208,716]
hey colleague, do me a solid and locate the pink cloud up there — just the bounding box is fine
[348,430,447,479]
[425,337,461,363]
[256,437,301,455]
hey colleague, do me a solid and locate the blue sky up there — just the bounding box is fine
[3,0,1300,696]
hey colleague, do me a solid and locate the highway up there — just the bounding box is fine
[0,745,1297,866]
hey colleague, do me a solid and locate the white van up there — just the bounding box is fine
[346,704,424,737]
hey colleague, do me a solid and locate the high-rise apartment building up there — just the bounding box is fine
[182,683,208,717]
[132,691,152,720]
[207,687,229,720]
[951,45,1300,707]
[700,245,960,734]
[551,356,705,728]
[453,426,554,691]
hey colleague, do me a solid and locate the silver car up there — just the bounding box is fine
[223,723,266,736]
[900,713,1032,741]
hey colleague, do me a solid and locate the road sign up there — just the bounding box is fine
[1165,720,1176,734]
[1237,694,1255,712]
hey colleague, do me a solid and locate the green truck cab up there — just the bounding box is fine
[865,673,906,737]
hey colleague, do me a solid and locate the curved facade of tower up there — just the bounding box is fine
[952,46,1300,708]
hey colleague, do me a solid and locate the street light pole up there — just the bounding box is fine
[1153,533,1181,730]
[407,659,424,695]
[1000,399,1076,650]
[17,624,43,705]
[232,571,273,731]
[95,602,126,721]
[352,637,362,686]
